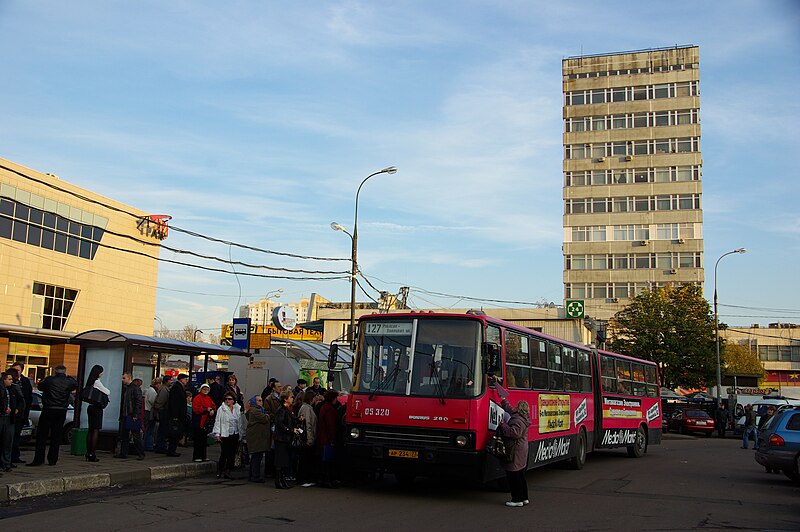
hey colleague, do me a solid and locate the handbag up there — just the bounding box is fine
[290,432,303,448]
[82,386,109,409]
[124,415,142,432]
[486,430,512,462]
[234,440,249,467]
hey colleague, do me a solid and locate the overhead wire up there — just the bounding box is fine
[6,164,799,323]
[1,162,349,262]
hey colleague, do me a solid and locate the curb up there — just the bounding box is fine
[0,461,216,503]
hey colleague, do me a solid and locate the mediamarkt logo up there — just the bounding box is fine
[535,437,571,462]
[601,429,637,446]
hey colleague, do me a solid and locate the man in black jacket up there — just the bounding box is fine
[0,372,19,473]
[27,365,77,467]
[10,362,32,463]
[117,373,145,460]
[209,374,225,408]
[166,373,188,457]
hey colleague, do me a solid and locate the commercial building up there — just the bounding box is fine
[562,46,703,320]
[722,324,800,399]
[0,157,163,379]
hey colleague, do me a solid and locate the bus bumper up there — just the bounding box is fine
[345,441,493,482]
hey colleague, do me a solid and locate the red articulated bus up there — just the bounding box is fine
[340,311,662,484]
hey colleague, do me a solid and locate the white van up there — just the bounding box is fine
[734,398,800,433]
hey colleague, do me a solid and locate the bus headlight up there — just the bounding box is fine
[455,435,468,447]
[349,427,361,439]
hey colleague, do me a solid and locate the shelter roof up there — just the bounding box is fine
[70,329,248,357]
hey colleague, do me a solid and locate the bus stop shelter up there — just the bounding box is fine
[70,330,248,448]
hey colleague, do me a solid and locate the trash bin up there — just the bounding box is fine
[71,428,88,456]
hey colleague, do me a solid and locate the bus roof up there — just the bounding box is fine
[597,348,659,367]
[359,311,637,359]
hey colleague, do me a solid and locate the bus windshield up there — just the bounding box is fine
[358,318,482,398]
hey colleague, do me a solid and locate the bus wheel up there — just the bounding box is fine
[569,429,587,470]
[395,470,415,486]
[627,426,647,458]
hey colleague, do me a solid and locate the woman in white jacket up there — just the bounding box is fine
[212,392,245,479]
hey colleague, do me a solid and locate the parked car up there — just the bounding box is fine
[661,388,689,432]
[666,408,715,436]
[20,418,33,440]
[754,406,800,483]
[734,398,800,434]
[28,390,75,444]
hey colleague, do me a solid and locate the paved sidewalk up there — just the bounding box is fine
[0,444,221,503]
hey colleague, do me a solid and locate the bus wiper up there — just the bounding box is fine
[369,346,406,401]
[429,360,446,405]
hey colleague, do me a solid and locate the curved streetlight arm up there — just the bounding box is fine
[714,248,747,401]
[353,167,396,241]
[343,166,396,349]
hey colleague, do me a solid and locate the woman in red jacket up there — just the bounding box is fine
[316,389,340,488]
[192,384,216,462]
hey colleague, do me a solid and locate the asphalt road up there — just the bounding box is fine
[1,436,798,531]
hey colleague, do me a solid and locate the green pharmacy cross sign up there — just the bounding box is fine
[566,299,585,319]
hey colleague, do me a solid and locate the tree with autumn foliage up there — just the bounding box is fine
[608,284,716,389]
[722,342,765,377]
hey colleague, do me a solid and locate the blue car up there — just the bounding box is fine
[754,406,800,483]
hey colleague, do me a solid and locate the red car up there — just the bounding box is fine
[666,409,715,436]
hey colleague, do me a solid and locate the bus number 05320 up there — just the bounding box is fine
[364,408,390,416]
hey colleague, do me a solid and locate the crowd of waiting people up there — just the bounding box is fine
[205,375,344,489]
[1,364,344,490]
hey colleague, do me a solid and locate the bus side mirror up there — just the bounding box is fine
[328,344,339,370]
[482,342,500,374]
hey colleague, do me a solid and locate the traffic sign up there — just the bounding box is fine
[232,318,251,349]
[565,299,585,319]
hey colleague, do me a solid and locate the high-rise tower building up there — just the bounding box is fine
[562,46,703,320]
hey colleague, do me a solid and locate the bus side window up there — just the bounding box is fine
[580,375,592,393]
[507,366,530,389]
[532,368,548,390]
[578,350,592,392]
[547,343,563,391]
[530,341,548,389]
[600,355,617,393]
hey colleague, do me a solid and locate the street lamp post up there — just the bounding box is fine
[153,315,164,337]
[331,166,397,349]
[262,289,283,330]
[714,248,747,401]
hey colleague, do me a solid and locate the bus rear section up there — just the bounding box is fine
[595,351,662,457]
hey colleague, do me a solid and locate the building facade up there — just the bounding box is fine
[562,46,703,320]
[722,324,800,398]
[0,157,162,379]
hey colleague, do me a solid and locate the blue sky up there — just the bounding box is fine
[2,1,799,333]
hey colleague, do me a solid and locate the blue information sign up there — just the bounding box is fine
[231,318,251,349]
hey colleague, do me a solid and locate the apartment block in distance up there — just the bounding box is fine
[562,46,703,320]
[0,157,163,379]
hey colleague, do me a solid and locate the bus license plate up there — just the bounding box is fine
[388,449,418,459]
